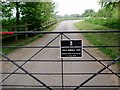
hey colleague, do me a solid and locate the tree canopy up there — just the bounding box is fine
[2,1,56,30]
[81,9,95,17]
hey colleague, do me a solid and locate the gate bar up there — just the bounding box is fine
[1,30,120,35]
[83,49,120,78]
[61,33,120,79]
[1,59,117,62]
[61,33,64,90]
[74,56,120,90]
[1,72,120,75]
[1,34,61,87]
[1,85,120,87]
[1,30,120,89]
[0,52,52,90]
[1,45,120,48]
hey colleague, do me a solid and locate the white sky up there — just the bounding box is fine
[54,0,101,15]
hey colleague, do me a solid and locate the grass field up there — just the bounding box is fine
[74,21,119,59]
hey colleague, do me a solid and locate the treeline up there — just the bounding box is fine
[82,1,120,29]
[2,2,56,31]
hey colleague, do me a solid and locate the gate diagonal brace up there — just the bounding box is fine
[58,33,120,90]
[83,49,120,78]
[63,33,70,40]
[0,52,52,90]
[74,56,120,90]
[1,34,60,86]
[61,34,120,78]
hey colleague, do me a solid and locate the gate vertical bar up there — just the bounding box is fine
[61,33,64,90]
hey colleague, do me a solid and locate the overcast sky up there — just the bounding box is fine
[54,0,101,15]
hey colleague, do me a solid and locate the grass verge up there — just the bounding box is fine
[74,21,119,59]
[2,23,59,55]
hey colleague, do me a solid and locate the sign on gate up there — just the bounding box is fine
[61,40,82,57]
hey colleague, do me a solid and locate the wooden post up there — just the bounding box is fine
[15,27,18,41]
[25,23,28,38]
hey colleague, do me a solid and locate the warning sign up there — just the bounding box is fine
[61,40,82,57]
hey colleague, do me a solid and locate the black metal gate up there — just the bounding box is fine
[1,30,120,90]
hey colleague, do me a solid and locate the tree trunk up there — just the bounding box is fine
[16,2,20,31]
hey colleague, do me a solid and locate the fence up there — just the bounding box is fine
[2,20,57,42]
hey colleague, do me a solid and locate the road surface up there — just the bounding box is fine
[2,20,119,89]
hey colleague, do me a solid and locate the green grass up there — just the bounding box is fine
[74,21,119,59]
[2,23,59,55]
[74,21,112,30]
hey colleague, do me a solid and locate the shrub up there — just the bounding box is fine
[85,17,119,29]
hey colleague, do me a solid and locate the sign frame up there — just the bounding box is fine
[60,39,83,58]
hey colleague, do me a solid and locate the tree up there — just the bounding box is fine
[2,2,21,25]
[2,2,13,20]
[15,2,20,25]
[99,0,118,9]
[81,9,95,17]
[96,8,112,17]
[98,0,120,19]
[21,2,55,22]
[2,2,56,31]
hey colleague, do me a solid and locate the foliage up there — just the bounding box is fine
[75,21,119,59]
[2,18,16,31]
[55,14,85,20]
[2,21,58,54]
[75,0,120,59]
[81,9,95,17]
[99,0,119,9]
[85,17,119,29]
[95,8,112,17]
[74,21,111,30]
[2,2,57,54]
[2,2,14,19]
[2,2,56,31]
[81,1,120,29]
[21,2,55,22]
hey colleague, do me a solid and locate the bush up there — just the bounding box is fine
[85,17,119,29]
[2,18,16,31]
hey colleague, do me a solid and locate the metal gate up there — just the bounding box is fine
[1,30,120,90]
